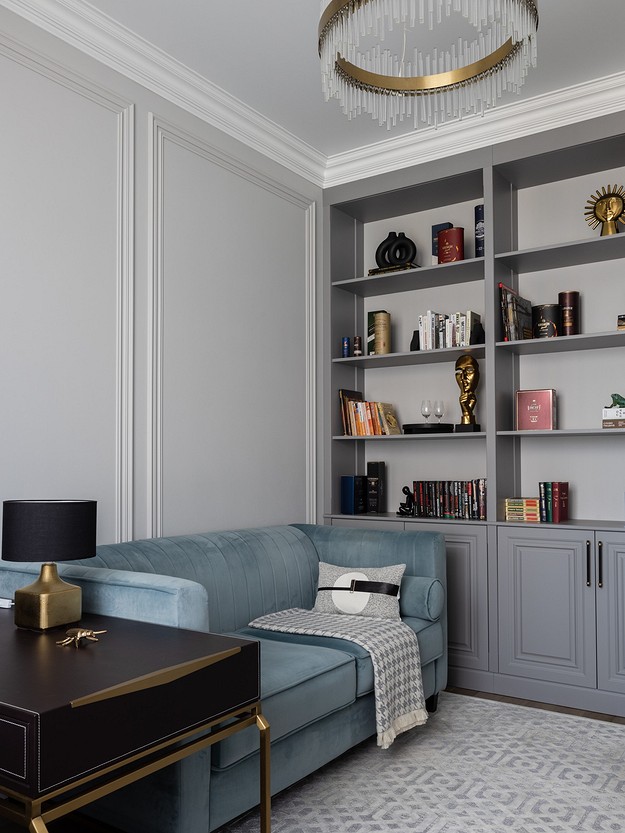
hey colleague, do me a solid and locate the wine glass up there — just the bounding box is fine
[421,399,432,423]
[434,400,445,423]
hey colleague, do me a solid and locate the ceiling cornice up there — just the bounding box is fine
[324,70,625,188]
[2,0,625,191]
[0,0,328,187]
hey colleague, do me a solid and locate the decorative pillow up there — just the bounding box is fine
[313,562,406,620]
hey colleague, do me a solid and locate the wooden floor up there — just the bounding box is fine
[446,685,625,725]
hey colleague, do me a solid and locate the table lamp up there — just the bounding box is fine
[1,499,96,630]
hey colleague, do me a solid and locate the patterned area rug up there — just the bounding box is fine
[218,691,625,833]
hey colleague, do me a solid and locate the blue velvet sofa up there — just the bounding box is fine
[0,523,447,832]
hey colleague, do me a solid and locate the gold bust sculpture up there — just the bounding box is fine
[585,185,625,236]
[455,355,480,428]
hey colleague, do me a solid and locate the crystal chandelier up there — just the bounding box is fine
[318,0,539,129]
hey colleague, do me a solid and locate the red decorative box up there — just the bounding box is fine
[515,389,557,430]
[437,227,464,263]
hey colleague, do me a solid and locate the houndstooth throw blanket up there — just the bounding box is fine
[248,608,428,749]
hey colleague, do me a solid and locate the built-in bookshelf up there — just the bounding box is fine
[324,117,625,529]
[322,112,625,714]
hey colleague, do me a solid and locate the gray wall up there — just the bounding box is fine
[0,9,321,544]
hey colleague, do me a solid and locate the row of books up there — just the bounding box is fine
[499,282,532,342]
[504,482,569,523]
[407,479,486,521]
[417,309,481,350]
[338,389,401,436]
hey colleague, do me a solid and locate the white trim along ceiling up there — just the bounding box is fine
[2,0,625,188]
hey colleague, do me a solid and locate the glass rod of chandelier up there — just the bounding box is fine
[319,0,539,129]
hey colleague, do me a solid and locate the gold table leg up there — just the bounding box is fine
[256,713,271,833]
[29,818,48,833]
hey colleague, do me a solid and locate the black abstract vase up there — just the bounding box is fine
[375,232,398,269]
[388,232,417,266]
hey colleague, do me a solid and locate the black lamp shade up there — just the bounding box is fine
[2,500,97,563]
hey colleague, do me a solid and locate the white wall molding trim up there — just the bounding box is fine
[0,0,327,188]
[147,113,165,539]
[305,202,317,524]
[3,0,625,191]
[147,115,317,536]
[0,31,135,543]
[323,71,625,188]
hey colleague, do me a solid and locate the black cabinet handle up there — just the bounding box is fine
[598,541,603,589]
[586,541,592,587]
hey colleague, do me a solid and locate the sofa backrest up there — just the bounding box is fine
[83,526,320,633]
[292,524,446,584]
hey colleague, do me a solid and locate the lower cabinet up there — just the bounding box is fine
[405,522,489,680]
[329,517,490,682]
[325,517,625,712]
[498,527,625,698]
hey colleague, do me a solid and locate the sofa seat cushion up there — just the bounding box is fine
[237,617,444,699]
[212,636,356,770]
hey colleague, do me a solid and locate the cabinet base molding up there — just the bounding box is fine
[456,672,625,718]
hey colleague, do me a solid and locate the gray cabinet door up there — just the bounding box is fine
[596,531,625,695]
[410,522,488,672]
[497,527,596,688]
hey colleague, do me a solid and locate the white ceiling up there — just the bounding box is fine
[65,0,625,159]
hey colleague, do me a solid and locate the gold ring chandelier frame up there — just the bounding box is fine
[318,0,539,128]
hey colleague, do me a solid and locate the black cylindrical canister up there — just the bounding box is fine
[558,291,580,336]
[532,304,560,338]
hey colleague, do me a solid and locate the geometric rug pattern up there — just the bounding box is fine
[218,692,625,832]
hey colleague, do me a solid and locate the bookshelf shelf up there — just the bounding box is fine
[332,258,484,297]
[496,331,625,355]
[497,429,625,437]
[333,432,486,441]
[495,234,625,274]
[333,345,486,368]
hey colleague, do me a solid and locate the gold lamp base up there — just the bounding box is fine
[14,562,82,630]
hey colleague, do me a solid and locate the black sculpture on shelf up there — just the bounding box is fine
[396,485,414,517]
[372,231,418,275]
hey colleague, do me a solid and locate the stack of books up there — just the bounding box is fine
[409,479,486,521]
[417,309,481,350]
[499,282,532,341]
[539,481,569,523]
[504,497,540,522]
[505,484,569,522]
[338,390,401,436]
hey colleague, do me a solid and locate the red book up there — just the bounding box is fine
[437,227,464,263]
[515,389,557,430]
[552,482,569,523]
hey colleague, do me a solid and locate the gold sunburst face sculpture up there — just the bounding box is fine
[584,185,625,236]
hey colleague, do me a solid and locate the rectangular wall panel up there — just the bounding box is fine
[157,128,310,534]
[0,47,129,544]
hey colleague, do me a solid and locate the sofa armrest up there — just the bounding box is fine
[0,562,209,632]
[400,576,444,621]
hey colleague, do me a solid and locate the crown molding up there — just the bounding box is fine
[2,0,625,191]
[0,0,327,187]
[323,71,625,187]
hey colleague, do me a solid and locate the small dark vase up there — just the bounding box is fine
[375,232,398,269]
[388,232,417,266]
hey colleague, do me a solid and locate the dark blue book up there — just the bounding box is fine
[341,475,367,514]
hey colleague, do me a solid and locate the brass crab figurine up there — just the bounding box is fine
[56,628,107,648]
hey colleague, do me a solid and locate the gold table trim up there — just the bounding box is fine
[0,702,270,833]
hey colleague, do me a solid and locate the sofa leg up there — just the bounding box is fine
[425,693,439,713]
